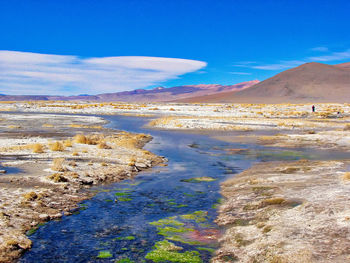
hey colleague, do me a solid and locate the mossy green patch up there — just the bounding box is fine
[149,217,184,227]
[196,247,215,253]
[180,177,216,183]
[116,258,135,263]
[157,226,194,237]
[114,192,131,196]
[116,236,135,241]
[145,240,202,263]
[26,227,38,236]
[175,204,188,208]
[183,193,195,197]
[180,211,208,223]
[105,199,113,202]
[116,197,132,202]
[97,250,113,259]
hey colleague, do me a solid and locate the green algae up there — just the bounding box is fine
[183,193,195,197]
[105,199,113,202]
[175,204,188,208]
[212,198,223,209]
[26,227,38,236]
[97,250,113,259]
[180,211,208,223]
[116,258,135,263]
[196,247,215,253]
[116,197,132,202]
[149,217,184,227]
[114,192,131,196]
[116,236,135,241]
[145,240,202,263]
[180,177,216,183]
[166,235,202,245]
[157,226,194,237]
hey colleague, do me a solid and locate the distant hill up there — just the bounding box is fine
[184,62,350,103]
[0,81,259,102]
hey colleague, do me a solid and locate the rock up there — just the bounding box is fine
[50,213,62,219]
[38,214,49,221]
[79,179,93,185]
[135,162,147,168]
[0,170,6,173]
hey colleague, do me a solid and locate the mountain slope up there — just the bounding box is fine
[186,62,350,103]
[0,81,259,102]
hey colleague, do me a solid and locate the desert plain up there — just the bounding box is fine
[0,101,350,262]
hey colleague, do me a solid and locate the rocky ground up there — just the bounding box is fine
[212,160,350,263]
[1,101,350,263]
[0,113,165,262]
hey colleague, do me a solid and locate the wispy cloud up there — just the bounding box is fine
[0,50,207,95]
[311,46,329,52]
[234,48,350,71]
[229,71,252,75]
[309,49,350,62]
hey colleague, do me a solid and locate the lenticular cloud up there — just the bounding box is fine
[0,50,207,95]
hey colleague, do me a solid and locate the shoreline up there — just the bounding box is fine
[212,159,350,262]
[1,102,350,262]
[0,113,165,262]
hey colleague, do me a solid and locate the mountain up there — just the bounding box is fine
[0,81,259,102]
[185,62,350,103]
[95,81,259,102]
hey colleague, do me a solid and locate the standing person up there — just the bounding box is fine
[312,105,315,112]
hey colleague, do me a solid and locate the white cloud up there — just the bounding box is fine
[251,60,305,70]
[309,49,350,62]
[237,48,350,71]
[0,50,207,95]
[311,46,329,52]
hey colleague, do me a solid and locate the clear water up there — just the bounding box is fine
[19,115,342,263]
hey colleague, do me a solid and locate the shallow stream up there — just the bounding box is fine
[19,115,338,263]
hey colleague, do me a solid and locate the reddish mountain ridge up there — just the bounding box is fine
[183,61,350,103]
[0,80,259,102]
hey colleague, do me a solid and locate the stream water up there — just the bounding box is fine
[19,115,336,263]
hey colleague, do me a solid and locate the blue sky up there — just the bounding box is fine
[1,0,350,95]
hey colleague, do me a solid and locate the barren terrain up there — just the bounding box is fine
[1,101,350,262]
[0,112,164,262]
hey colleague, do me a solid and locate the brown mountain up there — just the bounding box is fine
[0,81,258,102]
[184,62,350,103]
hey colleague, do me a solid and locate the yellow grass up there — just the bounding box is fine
[342,172,350,181]
[32,143,44,153]
[63,139,73,147]
[74,134,87,144]
[49,141,65,151]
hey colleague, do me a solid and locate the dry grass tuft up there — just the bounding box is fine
[342,172,350,181]
[22,191,38,201]
[63,139,73,147]
[97,141,111,149]
[51,158,66,172]
[74,134,87,144]
[49,141,65,151]
[32,143,44,153]
[48,173,68,183]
